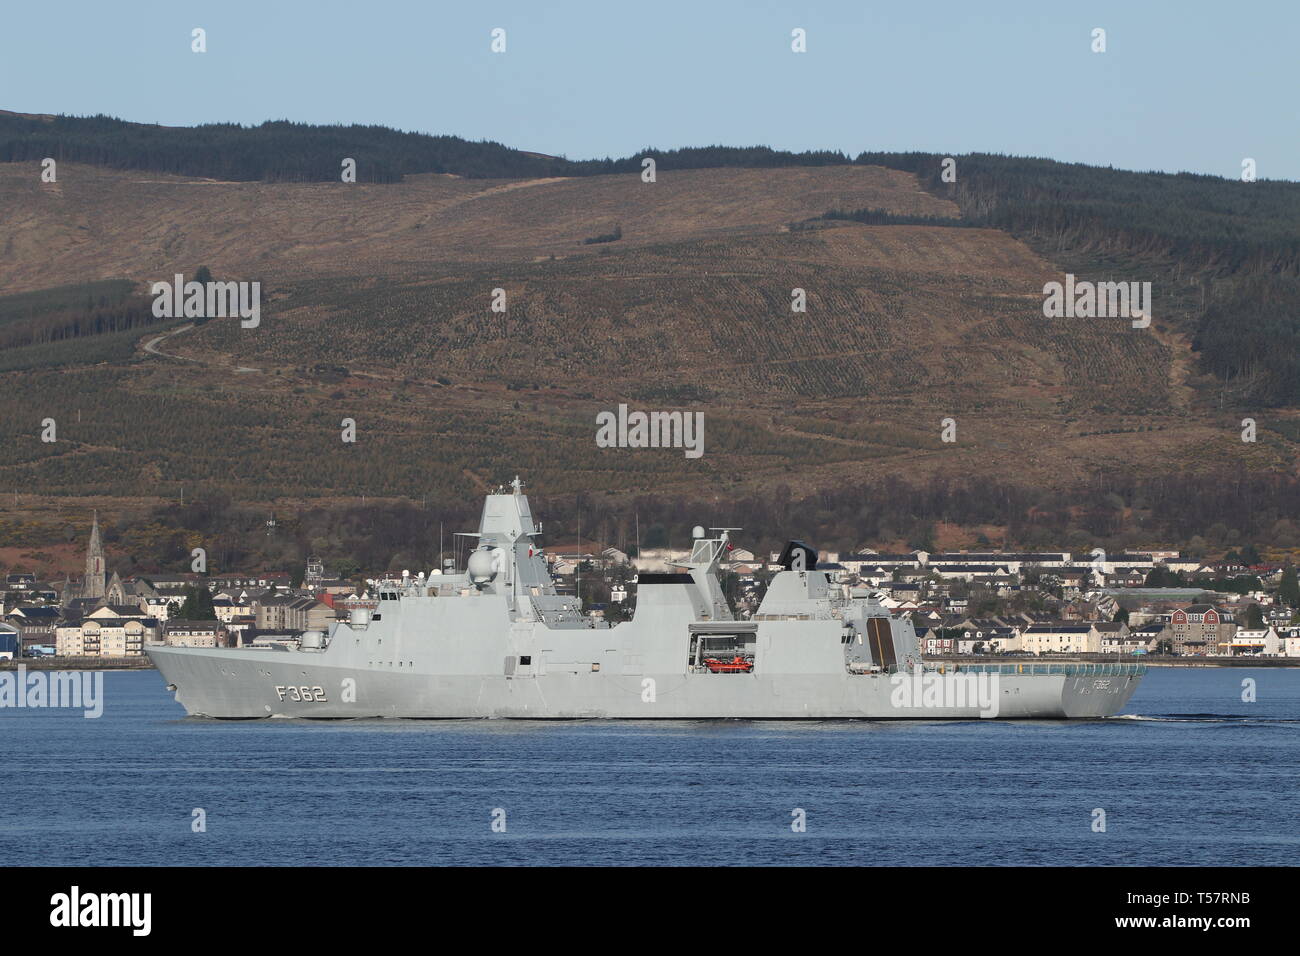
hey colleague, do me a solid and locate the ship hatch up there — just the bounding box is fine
[867,618,897,669]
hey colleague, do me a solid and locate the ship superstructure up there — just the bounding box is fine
[148,479,1144,719]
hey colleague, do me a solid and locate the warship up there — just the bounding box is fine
[148,479,1145,719]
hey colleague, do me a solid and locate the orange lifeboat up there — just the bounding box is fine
[703,656,754,674]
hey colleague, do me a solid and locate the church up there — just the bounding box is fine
[62,512,128,609]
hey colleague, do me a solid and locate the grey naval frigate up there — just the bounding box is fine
[148,479,1145,719]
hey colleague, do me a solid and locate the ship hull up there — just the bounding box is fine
[147,645,1142,720]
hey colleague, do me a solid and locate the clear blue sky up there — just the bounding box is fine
[4,0,1297,180]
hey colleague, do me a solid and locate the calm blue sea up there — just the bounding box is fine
[1,667,1297,866]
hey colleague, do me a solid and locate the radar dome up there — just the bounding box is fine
[467,549,497,584]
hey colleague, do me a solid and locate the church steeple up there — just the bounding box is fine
[85,510,106,600]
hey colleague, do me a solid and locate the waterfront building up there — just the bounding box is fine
[1227,627,1282,656]
[164,620,229,648]
[55,606,160,657]
[1170,604,1237,656]
[1020,623,1102,655]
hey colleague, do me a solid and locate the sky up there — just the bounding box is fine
[3,0,1297,180]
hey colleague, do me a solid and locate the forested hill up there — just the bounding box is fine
[859,152,1300,406]
[0,111,848,182]
[0,111,576,181]
[5,110,1300,403]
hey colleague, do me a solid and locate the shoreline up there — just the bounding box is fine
[927,655,1300,668]
[3,655,1298,672]
[0,658,155,671]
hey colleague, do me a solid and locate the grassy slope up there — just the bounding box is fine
[0,161,1295,514]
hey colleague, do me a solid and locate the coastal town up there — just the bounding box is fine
[2,513,1299,663]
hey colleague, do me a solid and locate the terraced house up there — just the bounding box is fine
[164,620,228,648]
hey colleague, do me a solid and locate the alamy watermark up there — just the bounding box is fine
[1043,274,1150,328]
[1,666,103,718]
[50,886,150,936]
[151,273,260,328]
[596,404,704,459]
[889,668,1000,718]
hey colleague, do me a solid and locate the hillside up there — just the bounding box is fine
[1,117,1299,572]
[0,163,948,290]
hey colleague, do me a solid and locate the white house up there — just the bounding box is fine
[1020,623,1100,655]
[1229,627,1282,657]
[983,630,1023,654]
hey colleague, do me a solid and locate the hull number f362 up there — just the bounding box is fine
[275,685,327,702]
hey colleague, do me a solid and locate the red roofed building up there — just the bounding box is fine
[1170,604,1236,656]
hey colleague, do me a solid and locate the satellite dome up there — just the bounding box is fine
[467,549,497,584]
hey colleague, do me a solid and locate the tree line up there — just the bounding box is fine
[0,279,165,352]
[0,114,849,183]
[92,470,1300,582]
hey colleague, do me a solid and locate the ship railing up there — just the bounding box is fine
[911,661,1147,677]
[853,662,1148,677]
